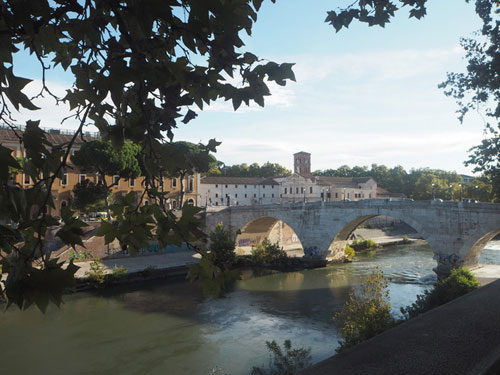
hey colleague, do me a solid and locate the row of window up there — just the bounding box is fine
[215,184,275,189]
[283,187,314,194]
[22,173,194,191]
[214,193,276,199]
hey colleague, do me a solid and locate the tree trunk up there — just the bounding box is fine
[102,172,112,220]
[179,173,185,208]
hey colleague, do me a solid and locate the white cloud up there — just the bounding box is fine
[292,46,464,84]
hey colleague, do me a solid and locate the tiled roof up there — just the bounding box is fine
[377,187,406,198]
[313,176,374,188]
[0,128,97,146]
[201,176,279,185]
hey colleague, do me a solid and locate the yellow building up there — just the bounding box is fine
[0,127,200,216]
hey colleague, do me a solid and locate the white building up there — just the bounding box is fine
[199,177,280,206]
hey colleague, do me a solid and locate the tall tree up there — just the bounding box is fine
[158,141,217,205]
[439,0,500,199]
[72,180,108,214]
[72,140,141,219]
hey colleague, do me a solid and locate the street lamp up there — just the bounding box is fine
[458,184,462,201]
[431,183,435,200]
[449,184,453,201]
[343,188,346,202]
[475,185,479,201]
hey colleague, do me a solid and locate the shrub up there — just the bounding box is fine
[251,340,312,375]
[188,224,241,298]
[112,266,128,279]
[351,238,380,251]
[68,250,94,261]
[402,235,410,244]
[251,239,288,264]
[344,244,355,260]
[334,268,394,352]
[85,258,106,284]
[209,223,236,268]
[401,267,480,319]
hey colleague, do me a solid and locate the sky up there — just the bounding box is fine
[11,0,487,174]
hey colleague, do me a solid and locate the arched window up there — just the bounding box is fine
[187,198,194,206]
[61,201,67,209]
[172,200,177,209]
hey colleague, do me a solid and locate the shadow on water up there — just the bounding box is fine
[90,277,207,319]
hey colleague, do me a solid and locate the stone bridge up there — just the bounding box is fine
[204,200,500,278]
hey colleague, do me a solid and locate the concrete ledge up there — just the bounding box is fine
[301,279,500,375]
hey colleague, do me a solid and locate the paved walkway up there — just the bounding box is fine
[73,251,201,278]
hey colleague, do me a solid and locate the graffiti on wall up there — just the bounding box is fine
[435,252,464,267]
[238,239,251,247]
[303,246,329,259]
[111,243,189,258]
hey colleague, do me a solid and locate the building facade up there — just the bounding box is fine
[0,127,200,216]
[198,177,280,206]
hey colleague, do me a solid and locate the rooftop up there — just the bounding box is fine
[201,176,279,185]
[313,175,374,188]
[0,126,99,146]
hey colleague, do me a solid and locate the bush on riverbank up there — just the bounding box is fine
[351,238,380,251]
[85,258,106,284]
[251,340,312,375]
[251,240,288,265]
[187,224,241,298]
[345,244,355,261]
[334,268,395,353]
[209,223,236,268]
[400,267,480,319]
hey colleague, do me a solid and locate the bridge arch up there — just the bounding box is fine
[235,216,304,254]
[464,229,500,266]
[330,210,427,243]
[325,210,435,266]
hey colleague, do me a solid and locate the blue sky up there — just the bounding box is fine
[12,0,485,174]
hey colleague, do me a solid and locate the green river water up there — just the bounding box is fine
[1,241,499,375]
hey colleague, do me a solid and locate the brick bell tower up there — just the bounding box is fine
[294,151,311,175]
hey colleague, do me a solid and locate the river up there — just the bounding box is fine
[1,241,499,375]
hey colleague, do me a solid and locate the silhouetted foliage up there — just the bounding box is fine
[251,340,312,375]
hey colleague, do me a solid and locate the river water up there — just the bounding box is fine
[1,241,499,375]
